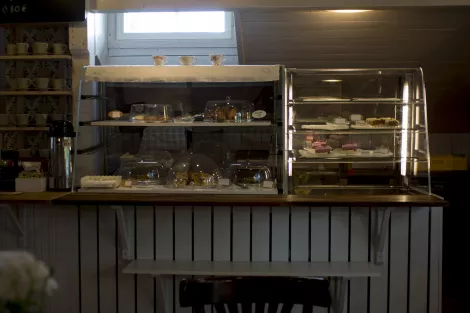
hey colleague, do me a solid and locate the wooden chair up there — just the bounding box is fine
[179,277,332,313]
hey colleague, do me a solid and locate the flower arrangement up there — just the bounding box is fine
[0,251,58,313]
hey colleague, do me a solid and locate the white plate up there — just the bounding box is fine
[351,124,400,130]
[301,123,349,130]
[299,149,393,159]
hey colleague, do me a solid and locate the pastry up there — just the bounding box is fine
[305,135,315,142]
[134,115,145,121]
[226,107,237,121]
[108,110,123,119]
[341,142,359,155]
[366,118,385,126]
[315,146,332,154]
[384,118,399,127]
[312,140,327,148]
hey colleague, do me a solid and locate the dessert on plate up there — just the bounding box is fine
[315,145,332,154]
[312,140,327,148]
[341,142,359,155]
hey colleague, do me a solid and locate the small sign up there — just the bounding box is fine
[218,178,230,186]
[252,110,267,119]
[262,180,274,189]
[0,0,85,24]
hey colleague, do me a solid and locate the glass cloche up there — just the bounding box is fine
[119,151,174,187]
[204,96,254,123]
[168,153,222,188]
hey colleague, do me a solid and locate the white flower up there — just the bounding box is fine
[0,251,58,303]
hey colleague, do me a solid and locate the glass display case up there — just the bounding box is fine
[283,68,431,196]
[73,65,282,194]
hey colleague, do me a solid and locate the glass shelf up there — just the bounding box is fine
[289,129,425,135]
[290,157,426,164]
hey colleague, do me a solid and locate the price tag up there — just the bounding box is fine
[262,180,274,189]
[218,178,230,186]
[252,110,267,119]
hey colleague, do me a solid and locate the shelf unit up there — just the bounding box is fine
[0,54,72,60]
[89,120,272,127]
[0,90,72,96]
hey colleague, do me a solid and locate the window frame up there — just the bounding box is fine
[115,11,234,41]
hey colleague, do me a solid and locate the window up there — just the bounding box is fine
[116,11,234,40]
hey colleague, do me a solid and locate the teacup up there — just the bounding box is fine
[16,43,29,55]
[210,54,225,66]
[6,44,16,55]
[0,114,12,126]
[36,114,49,126]
[16,78,32,90]
[179,56,197,66]
[52,79,65,90]
[53,43,67,55]
[14,114,34,126]
[152,55,167,66]
[33,78,50,90]
[32,42,49,54]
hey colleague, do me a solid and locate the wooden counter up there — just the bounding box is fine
[0,192,447,207]
[0,192,69,204]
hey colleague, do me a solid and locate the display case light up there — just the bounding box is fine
[329,10,371,13]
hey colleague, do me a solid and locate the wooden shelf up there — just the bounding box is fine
[0,90,72,96]
[123,260,382,277]
[0,127,48,132]
[0,54,72,60]
[90,120,272,127]
[78,185,278,195]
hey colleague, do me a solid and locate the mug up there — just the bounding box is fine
[33,78,50,90]
[32,42,49,54]
[8,79,18,90]
[16,43,29,55]
[16,78,32,90]
[0,114,11,126]
[13,114,34,126]
[52,79,65,90]
[152,55,167,66]
[52,43,67,55]
[36,114,48,126]
[6,44,16,55]
[179,56,197,66]
[210,54,225,66]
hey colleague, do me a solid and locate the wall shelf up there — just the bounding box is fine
[0,90,72,96]
[0,55,72,60]
[123,259,382,278]
[90,120,272,127]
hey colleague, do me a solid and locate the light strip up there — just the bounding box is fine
[401,82,409,177]
[329,10,371,13]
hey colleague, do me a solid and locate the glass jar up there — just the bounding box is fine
[168,153,221,189]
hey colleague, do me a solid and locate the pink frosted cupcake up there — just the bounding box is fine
[341,142,359,155]
[315,145,332,154]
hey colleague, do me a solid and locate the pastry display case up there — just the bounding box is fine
[73,65,282,194]
[283,68,431,195]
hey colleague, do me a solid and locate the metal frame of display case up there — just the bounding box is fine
[283,68,432,196]
[72,65,285,194]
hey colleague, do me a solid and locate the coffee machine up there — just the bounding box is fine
[48,120,75,190]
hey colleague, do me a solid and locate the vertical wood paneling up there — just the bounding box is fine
[369,208,390,313]
[409,207,430,313]
[118,206,136,313]
[428,207,443,313]
[52,205,80,313]
[310,208,329,313]
[174,206,192,313]
[251,206,270,261]
[232,206,251,261]
[271,207,289,261]
[389,208,410,313]
[290,207,309,313]
[330,207,349,313]
[98,207,117,313]
[136,206,155,313]
[79,206,99,313]
[155,206,174,313]
[349,208,369,313]
[213,206,231,262]
[193,206,212,313]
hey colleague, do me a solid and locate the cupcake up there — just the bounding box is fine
[315,146,332,154]
[341,142,359,155]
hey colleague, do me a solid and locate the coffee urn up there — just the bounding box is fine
[48,120,75,190]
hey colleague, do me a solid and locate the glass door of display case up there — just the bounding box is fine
[283,68,431,196]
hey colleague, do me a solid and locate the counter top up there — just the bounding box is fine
[0,192,447,207]
[53,193,447,207]
[0,192,69,204]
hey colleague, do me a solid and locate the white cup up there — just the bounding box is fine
[16,43,29,55]
[32,42,49,55]
[6,44,16,55]
[52,43,67,55]
[16,78,32,90]
[52,79,65,90]
[210,54,225,66]
[33,78,50,90]
[36,114,49,126]
[152,55,167,66]
[179,56,197,66]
